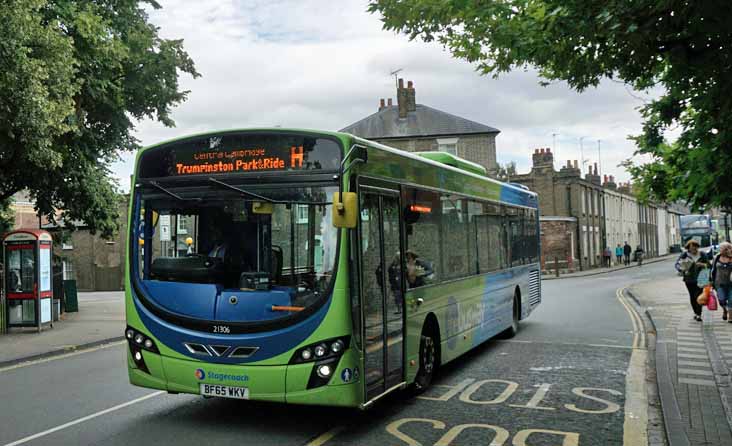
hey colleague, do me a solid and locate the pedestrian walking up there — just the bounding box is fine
[615,244,623,265]
[623,242,632,266]
[603,246,612,267]
[675,239,711,321]
[634,245,645,266]
[710,241,732,322]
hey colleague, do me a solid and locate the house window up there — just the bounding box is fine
[296,205,309,224]
[437,138,459,156]
[62,260,74,280]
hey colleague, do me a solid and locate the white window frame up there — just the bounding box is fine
[437,137,459,156]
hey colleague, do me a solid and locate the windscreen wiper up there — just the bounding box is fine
[207,178,331,205]
[208,178,276,203]
[146,181,201,202]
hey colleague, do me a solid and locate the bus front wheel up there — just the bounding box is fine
[413,333,437,392]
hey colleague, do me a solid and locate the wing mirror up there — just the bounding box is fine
[332,192,357,228]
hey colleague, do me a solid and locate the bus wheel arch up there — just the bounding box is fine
[413,313,440,392]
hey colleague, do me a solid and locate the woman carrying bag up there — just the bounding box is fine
[710,242,732,322]
[675,240,711,321]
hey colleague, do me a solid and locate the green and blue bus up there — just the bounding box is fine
[125,128,541,408]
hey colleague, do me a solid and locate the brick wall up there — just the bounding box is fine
[540,219,576,273]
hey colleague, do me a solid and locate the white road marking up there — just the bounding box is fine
[677,353,708,359]
[678,368,714,376]
[678,378,716,386]
[676,346,706,353]
[676,360,711,368]
[0,341,126,373]
[1,391,165,446]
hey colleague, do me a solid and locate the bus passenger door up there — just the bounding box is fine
[360,190,405,402]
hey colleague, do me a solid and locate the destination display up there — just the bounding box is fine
[137,132,342,179]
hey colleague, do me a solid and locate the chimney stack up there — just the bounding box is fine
[532,147,554,170]
[406,80,416,112]
[397,78,408,118]
[379,98,386,111]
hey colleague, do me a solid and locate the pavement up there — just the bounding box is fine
[0,291,125,367]
[631,276,732,446]
[543,253,677,280]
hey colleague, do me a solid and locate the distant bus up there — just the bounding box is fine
[125,128,541,408]
[680,214,716,251]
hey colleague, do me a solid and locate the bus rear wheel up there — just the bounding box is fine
[502,294,521,338]
[413,333,437,392]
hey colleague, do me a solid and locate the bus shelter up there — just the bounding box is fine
[3,229,54,331]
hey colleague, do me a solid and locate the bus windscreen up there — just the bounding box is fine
[134,184,338,324]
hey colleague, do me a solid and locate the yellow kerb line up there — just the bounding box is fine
[305,426,345,446]
[616,288,645,349]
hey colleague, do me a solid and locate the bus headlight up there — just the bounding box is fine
[330,340,344,353]
[316,364,332,378]
[124,326,159,354]
[314,344,327,357]
[289,336,350,364]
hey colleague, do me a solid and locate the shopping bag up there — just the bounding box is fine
[697,286,710,305]
[697,267,711,288]
[708,287,718,311]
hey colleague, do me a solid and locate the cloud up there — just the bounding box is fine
[112,0,655,190]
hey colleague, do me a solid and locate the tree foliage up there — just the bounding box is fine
[368,0,732,211]
[0,0,199,236]
[496,161,517,182]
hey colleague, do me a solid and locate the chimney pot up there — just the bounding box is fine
[604,175,608,182]
[534,149,539,154]
[407,80,413,88]
[387,98,392,107]
[398,78,404,89]
[539,148,544,154]
[573,160,578,169]
[567,160,572,168]
[379,98,385,110]
[547,148,551,153]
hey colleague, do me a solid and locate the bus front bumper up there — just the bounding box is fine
[127,350,362,407]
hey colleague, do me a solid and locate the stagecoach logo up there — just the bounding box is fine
[194,368,249,383]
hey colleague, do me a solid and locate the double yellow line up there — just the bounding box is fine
[617,287,646,349]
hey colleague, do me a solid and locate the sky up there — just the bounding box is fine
[111,0,659,192]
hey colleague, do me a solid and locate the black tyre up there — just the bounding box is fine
[413,333,437,392]
[502,294,521,338]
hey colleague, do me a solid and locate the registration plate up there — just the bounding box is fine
[199,383,249,400]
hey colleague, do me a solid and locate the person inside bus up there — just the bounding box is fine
[405,250,434,288]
